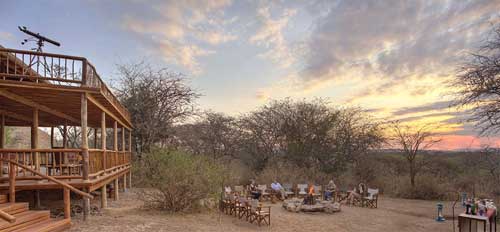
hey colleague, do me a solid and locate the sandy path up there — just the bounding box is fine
[69,189,493,232]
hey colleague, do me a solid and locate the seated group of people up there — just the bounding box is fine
[225,179,368,205]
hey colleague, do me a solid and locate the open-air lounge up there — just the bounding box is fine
[0,46,133,231]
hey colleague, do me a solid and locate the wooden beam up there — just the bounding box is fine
[87,95,131,130]
[0,89,79,124]
[0,109,51,126]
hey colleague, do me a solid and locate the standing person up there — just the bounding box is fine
[325,179,337,201]
[271,180,286,200]
[249,180,261,200]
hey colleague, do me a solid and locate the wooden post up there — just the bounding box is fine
[0,114,5,149]
[94,128,98,149]
[32,108,41,209]
[122,127,125,166]
[113,121,118,151]
[101,184,107,209]
[32,108,39,170]
[128,130,132,152]
[122,127,125,152]
[8,163,15,203]
[123,174,127,192]
[114,178,119,201]
[101,112,106,171]
[114,121,117,167]
[63,123,67,148]
[81,93,90,220]
[63,188,70,219]
[129,171,132,189]
[50,127,54,148]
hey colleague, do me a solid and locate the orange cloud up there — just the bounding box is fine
[432,135,500,150]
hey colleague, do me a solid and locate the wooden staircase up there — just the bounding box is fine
[0,194,71,232]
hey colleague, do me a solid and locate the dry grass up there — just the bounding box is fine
[69,188,494,232]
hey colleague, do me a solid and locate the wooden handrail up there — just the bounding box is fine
[1,158,93,199]
[0,148,82,152]
[0,209,15,223]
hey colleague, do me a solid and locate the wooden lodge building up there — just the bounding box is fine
[0,46,133,231]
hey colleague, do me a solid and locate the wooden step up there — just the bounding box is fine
[0,202,29,215]
[11,218,71,232]
[0,195,8,204]
[0,210,50,232]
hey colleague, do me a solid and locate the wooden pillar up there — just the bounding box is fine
[81,93,90,220]
[63,188,70,219]
[113,122,117,151]
[0,114,5,149]
[94,128,98,149]
[121,127,125,152]
[50,127,54,148]
[101,184,107,209]
[8,163,15,203]
[32,108,39,170]
[32,108,41,209]
[123,174,127,192]
[113,121,117,167]
[62,123,67,149]
[101,112,106,171]
[114,178,119,201]
[128,130,132,152]
[129,171,132,189]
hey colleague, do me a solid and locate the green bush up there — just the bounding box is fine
[134,148,224,213]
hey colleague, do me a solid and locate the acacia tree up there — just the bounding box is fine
[388,121,441,187]
[114,62,199,155]
[238,98,384,173]
[454,24,500,134]
[173,111,241,162]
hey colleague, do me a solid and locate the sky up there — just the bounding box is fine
[1,0,500,150]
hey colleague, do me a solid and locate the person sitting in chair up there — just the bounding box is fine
[249,180,261,200]
[271,180,286,200]
[347,182,366,205]
[324,179,337,201]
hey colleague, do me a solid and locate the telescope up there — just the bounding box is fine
[18,26,60,52]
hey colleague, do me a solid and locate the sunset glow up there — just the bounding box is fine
[2,1,500,150]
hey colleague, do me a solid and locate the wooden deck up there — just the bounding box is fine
[0,46,134,227]
[0,164,130,193]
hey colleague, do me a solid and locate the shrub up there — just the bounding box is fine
[134,148,224,212]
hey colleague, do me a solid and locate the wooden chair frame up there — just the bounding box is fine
[248,200,271,226]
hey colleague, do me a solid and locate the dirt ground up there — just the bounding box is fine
[68,189,496,232]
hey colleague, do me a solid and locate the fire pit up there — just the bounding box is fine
[282,198,341,214]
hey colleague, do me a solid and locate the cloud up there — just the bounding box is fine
[250,2,297,69]
[299,0,500,91]
[120,0,236,74]
[0,32,14,41]
[392,100,454,116]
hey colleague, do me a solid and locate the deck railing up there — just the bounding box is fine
[0,48,131,123]
[0,148,131,181]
